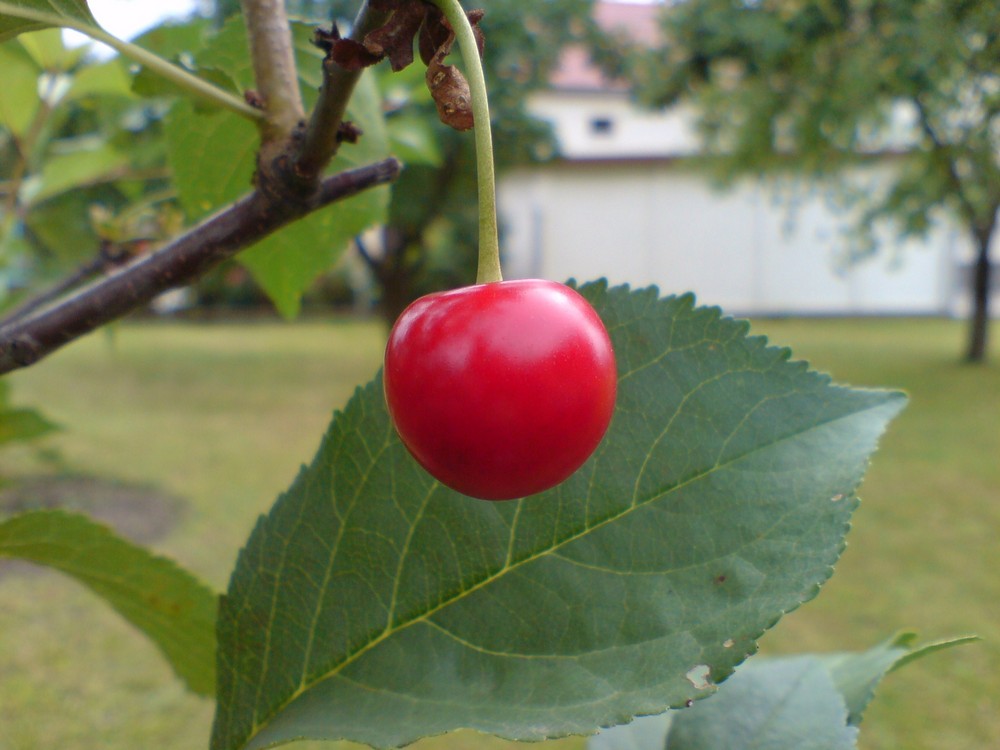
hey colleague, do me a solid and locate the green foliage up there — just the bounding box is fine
[0,29,167,303]
[589,633,976,750]
[0,40,40,135]
[633,0,1000,360]
[636,0,1000,240]
[0,508,218,695]
[0,0,96,42]
[670,658,860,750]
[159,18,390,317]
[0,380,58,446]
[819,631,980,726]
[211,283,904,750]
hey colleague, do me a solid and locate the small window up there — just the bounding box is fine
[590,117,614,135]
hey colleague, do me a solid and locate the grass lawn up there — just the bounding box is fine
[0,314,996,750]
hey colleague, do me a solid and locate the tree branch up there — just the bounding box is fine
[293,1,393,184]
[241,0,306,141]
[0,158,402,375]
[0,248,126,327]
[913,96,982,230]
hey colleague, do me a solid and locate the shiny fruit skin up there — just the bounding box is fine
[383,279,616,500]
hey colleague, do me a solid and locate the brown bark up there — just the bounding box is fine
[965,223,995,363]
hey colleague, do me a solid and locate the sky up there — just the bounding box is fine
[87,0,201,39]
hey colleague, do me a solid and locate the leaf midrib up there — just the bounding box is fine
[238,392,897,749]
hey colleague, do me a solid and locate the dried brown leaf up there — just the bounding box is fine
[364,1,428,72]
[426,51,474,130]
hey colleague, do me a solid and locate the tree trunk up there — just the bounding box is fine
[377,227,417,328]
[356,226,423,330]
[965,226,994,363]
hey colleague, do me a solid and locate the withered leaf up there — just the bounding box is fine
[426,51,474,130]
[421,7,483,130]
[364,1,428,72]
[419,7,484,66]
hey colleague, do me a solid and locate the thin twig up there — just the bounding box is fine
[0,253,112,327]
[293,1,393,184]
[0,2,262,121]
[240,0,306,141]
[0,158,402,375]
[913,96,980,229]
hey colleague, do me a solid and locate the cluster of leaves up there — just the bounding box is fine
[133,15,394,317]
[636,0,1000,209]
[0,8,394,320]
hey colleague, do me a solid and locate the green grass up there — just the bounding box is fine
[747,317,999,750]
[0,315,996,750]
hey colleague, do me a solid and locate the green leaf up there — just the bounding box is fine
[163,100,258,218]
[236,183,388,318]
[65,56,135,102]
[130,18,214,100]
[589,713,673,750]
[820,632,980,726]
[387,113,444,167]
[0,39,40,136]
[23,185,103,261]
[238,71,390,318]
[0,509,218,695]
[133,17,212,58]
[587,632,979,750]
[24,139,132,205]
[17,27,83,70]
[666,657,859,750]
[0,380,59,444]
[211,283,906,750]
[0,4,257,120]
[0,0,97,43]
[195,15,255,92]
[0,408,59,444]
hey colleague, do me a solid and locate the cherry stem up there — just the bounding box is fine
[426,0,502,284]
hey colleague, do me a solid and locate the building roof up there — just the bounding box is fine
[549,1,661,91]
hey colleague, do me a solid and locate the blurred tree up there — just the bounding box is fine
[214,0,599,325]
[633,0,1000,362]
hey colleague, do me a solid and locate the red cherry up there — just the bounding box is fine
[383,279,617,500]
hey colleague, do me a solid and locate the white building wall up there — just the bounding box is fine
[493,85,999,317]
[499,161,962,317]
[525,90,700,160]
